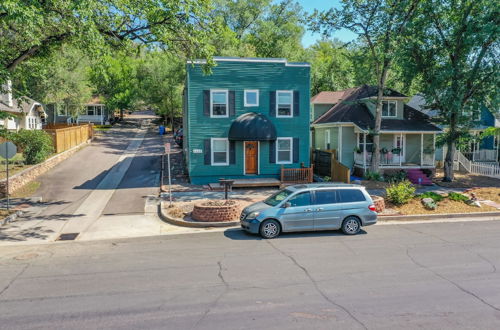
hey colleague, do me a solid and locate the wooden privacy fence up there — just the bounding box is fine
[281,165,314,184]
[312,149,350,183]
[44,123,93,153]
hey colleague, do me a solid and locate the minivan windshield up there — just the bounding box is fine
[264,189,293,206]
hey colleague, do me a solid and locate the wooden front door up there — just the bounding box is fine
[245,141,258,174]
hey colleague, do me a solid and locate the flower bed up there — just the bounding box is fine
[191,200,241,222]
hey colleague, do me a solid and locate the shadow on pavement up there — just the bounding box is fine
[224,228,367,240]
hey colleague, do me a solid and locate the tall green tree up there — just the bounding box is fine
[137,52,185,130]
[90,54,138,119]
[311,0,420,173]
[306,39,355,95]
[401,0,499,181]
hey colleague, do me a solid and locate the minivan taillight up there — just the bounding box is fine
[368,204,377,212]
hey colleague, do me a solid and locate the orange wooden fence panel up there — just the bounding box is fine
[44,124,92,153]
[281,165,314,184]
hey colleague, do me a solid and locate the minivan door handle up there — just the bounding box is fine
[304,208,313,212]
[316,208,324,211]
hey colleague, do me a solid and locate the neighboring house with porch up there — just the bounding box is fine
[409,94,499,164]
[0,81,46,130]
[311,85,442,184]
[77,97,109,124]
[45,96,110,125]
[183,57,311,185]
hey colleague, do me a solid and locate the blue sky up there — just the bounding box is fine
[296,0,357,47]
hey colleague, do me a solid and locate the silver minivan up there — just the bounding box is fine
[240,184,377,239]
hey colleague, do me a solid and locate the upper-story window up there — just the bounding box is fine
[210,90,229,117]
[244,90,259,107]
[382,101,397,117]
[276,90,293,118]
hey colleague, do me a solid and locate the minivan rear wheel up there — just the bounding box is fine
[260,219,281,239]
[341,216,361,235]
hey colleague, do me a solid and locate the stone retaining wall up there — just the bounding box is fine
[371,195,385,213]
[191,201,240,222]
[0,140,90,196]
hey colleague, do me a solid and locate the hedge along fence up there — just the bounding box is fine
[44,123,93,153]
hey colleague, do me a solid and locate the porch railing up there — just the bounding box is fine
[462,149,498,162]
[354,151,434,167]
[281,165,314,184]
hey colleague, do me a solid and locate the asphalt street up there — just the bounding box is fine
[1,220,499,329]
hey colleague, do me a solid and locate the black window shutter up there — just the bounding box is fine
[203,90,210,116]
[293,91,300,117]
[293,138,299,163]
[228,91,235,116]
[269,140,276,163]
[269,91,276,117]
[204,139,211,165]
[229,141,236,164]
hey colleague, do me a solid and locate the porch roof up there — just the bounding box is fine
[228,112,277,141]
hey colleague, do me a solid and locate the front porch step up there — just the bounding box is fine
[406,169,433,185]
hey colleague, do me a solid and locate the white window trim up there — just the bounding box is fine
[324,130,330,149]
[276,90,293,118]
[210,89,229,118]
[382,100,397,118]
[244,89,259,107]
[276,137,293,164]
[211,138,229,166]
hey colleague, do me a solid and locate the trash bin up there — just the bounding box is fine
[159,125,165,135]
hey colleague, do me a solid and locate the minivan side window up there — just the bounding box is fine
[287,192,312,207]
[314,190,338,204]
[338,189,366,203]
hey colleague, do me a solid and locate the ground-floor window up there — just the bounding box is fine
[211,138,229,165]
[357,134,373,152]
[87,105,103,116]
[276,137,293,164]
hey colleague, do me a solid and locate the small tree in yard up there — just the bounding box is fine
[400,0,499,181]
[11,130,54,165]
[310,0,420,174]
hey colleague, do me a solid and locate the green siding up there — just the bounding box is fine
[380,134,394,150]
[313,127,338,150]
[312,104,332,121]
[185,61,310,184]
[341,126,356,168]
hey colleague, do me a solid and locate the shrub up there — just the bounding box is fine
[11,130,54,165]
[386,180,416,205]
[419,191,444,202]
[448,192,469,202]
[385,170,407,183]
[422,198,437,210]
[364,170,382,181]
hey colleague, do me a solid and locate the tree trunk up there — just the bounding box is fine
[120,109,124,120]
[443,140,455,182]
[370,69,389,173]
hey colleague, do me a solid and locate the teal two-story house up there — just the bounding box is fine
[183,57,311,185]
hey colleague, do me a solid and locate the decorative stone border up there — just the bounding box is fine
[159,201,239,228]
[191,200,240,222]
[0,140,91,196]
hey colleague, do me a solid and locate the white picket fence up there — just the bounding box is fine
[456,151,500,178]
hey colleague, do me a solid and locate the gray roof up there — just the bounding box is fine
[0,96,39,114]
[313,85,441,132]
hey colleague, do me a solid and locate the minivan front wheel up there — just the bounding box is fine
[260,219,281,239]
[342,216,361,235]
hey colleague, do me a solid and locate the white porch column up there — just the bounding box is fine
[363,133,367,170]
[400,132,403,167]
[420,134,424,166]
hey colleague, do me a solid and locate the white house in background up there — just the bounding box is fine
[0,81,46,130]
[76,96,110,125]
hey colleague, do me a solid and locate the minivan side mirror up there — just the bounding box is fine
[282,202,291,208]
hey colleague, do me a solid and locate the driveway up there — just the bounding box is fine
[1,220,499,329]
[0,113,171,244]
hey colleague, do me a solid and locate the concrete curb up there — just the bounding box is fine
[159,201,239,228]
[379,211,500,221]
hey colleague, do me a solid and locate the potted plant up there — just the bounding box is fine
[380,147,389,154]
[354,147,362,154]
